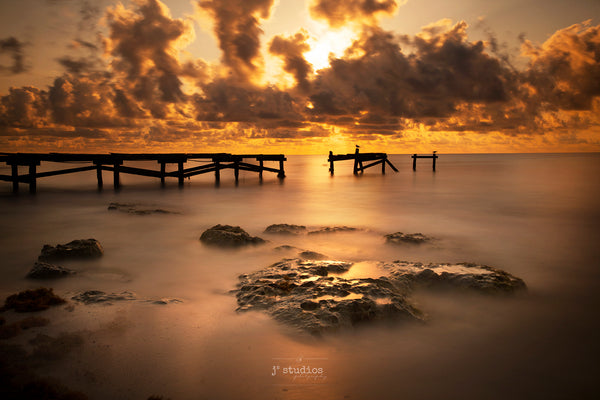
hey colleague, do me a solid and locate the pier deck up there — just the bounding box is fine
[0,152,286,193]
[328,148,398,175]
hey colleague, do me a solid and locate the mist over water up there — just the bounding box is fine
[1,153,599,399]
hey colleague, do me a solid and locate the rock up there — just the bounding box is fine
[26,262,75,279]
[264,224,307,235]
[387,261,527,294]
[200,224,266,247]
[233,257,527,335]
[71,290,136,304]
[385,232,432,245]
[1,288,66,313]
[108,202,177,215]
[38,239,103,262]
[234,258,423,335]
[298,250,328,260]
[308,226,358,235]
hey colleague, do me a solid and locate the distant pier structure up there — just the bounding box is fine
[0,153,286,193]
[411,152,438,171]
[328,147,398,175]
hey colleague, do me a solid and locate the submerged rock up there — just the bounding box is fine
[108,202,177,215]
[233,257,526,335]
[38,239,103,262]
[298,250,329,260]
[264,224,307,235]
[308,226,359,235]
[1,288,66,313]
[385,232,432,245]
[26,262,75,280]
[71,290,136,305]
[200,224,266,247]
[387,261,527,294]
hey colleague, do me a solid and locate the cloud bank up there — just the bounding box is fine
[0,0,598,153]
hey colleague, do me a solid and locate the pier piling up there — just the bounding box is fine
[328,148,398,175]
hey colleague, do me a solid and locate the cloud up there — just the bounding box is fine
[198,0,275,82]
[269,30,313,93]
[309,0,399,28]
[0,37,26,74]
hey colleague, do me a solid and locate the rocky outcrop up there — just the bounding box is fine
[108,202,177,215]
[264,224,307,235]
[26,262,75,280]
[200,225,265,247]
[38,239,103,262]
[385,232,432,245]
[1,288,66,313]
[233,257,526,335]
[71,290,136,305]
[308,226,358,235]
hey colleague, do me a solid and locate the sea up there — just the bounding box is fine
[1,153,599,400]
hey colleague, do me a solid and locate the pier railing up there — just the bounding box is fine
[0,153,286,193]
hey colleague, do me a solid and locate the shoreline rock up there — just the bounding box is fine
[264,224,307,235]
[385,232,432,245]
[200,225,265,247]
[38,239,103,262]
[108,202,177,215]
[26,262,76,280]
[233,257,526,335]
[307,226,359,235]
[1,288,66,313]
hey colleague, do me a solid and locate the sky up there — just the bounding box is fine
[0,0,599,154]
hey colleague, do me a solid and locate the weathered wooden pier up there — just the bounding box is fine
[0,153,286,193]
[411,152,438,171]
[328,148,398,175]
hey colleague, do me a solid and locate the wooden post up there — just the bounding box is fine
[28,163,37,194]
[432,153,437,171]
[96,163,103,189]
[178,161,184,186]
[353,147,360,175]
[277,159,285,179]
[11,164,18,193]
[328,151,334,175]
[113,162,120,189]
[234,161,239,182]
[382,156,386,174]
[258,159,264,180]
[215,160,221,182]
[160,162,166,185]
[412,154,417,171]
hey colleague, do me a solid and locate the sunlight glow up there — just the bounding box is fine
[304,25,356,71]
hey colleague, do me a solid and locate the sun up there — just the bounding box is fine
[304,25,356,71]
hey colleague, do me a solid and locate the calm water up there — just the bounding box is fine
[1,153,599,399]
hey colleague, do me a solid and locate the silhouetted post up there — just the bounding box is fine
[113,161,120,189]
[95,163,103,189]
[432,152,437,171]
[178,161,184,186]
[382,156,386,174]
[329,151,334,175]
[412,154,417,171]
[160,162,166,185]
[215,160,221,182]
[353,147,360,175]
[258,159,264,180]
[28,163,37,193]
[277,159,285,178]
[11,164,18,193]
[234,161,240,182]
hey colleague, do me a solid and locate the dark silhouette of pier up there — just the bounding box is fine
[411,152,438,171]
[328,147,399,175]
[0,153,286,193]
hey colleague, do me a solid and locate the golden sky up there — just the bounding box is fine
[0,0,599,154]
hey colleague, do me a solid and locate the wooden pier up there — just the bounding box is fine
[411,152,438,171]
[0,153,286,193]
[328,148,398,175]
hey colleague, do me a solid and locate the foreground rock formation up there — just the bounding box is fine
[234,258,526,335]
[38,239,104,262]
[200,225,265,247]
[385,232,432,245]
[26,262,76,280]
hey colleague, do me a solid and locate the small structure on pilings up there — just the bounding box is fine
[328,147,398,175]
[0,153,286,193]
[411,152,438,171]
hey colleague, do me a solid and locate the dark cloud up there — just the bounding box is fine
[198,0,275,82]
[269,31,313,93]
[310,0,398,28]
[0,37,26,74]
